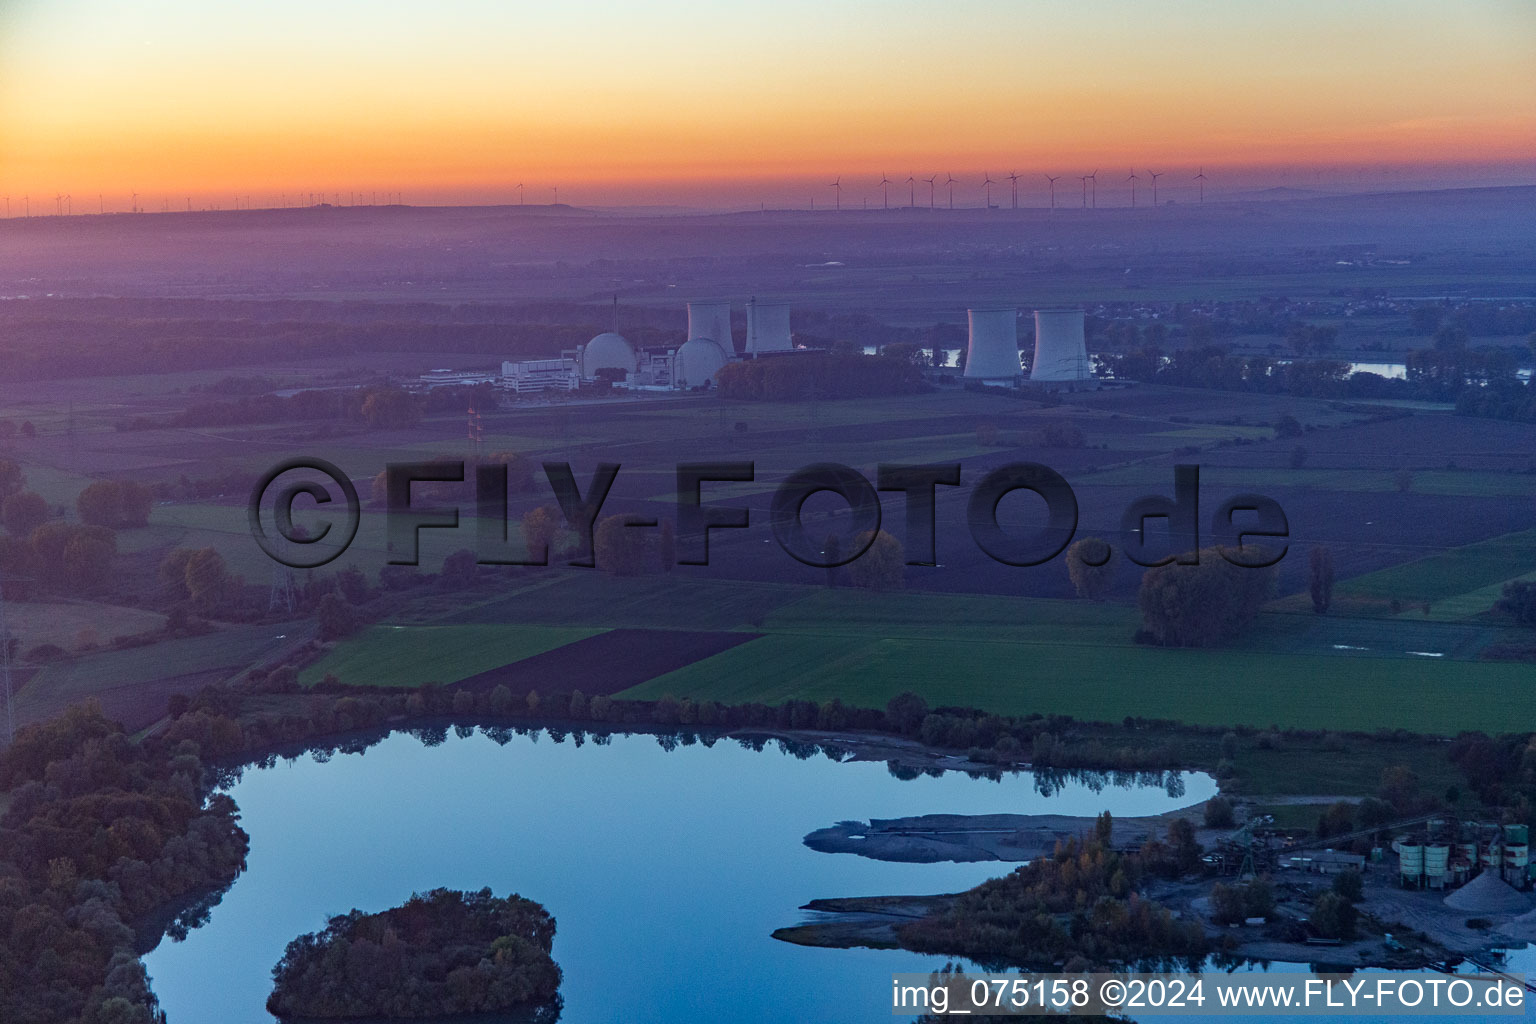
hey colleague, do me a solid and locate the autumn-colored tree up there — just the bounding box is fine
[76,480,153,528]
[1066,537,1114,600]
[848,529,904,590]
[593,514,648,576]
[359,386,421,429]
[521,505,562,564]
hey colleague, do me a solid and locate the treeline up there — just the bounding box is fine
[0,702,249,1024]
[1098,343,1536,422]
[715,352,925,401]
[267,888,561,1020]
[898,815,1209,969]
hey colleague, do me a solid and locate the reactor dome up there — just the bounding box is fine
[581,332,637,378]
[674,337,728,388]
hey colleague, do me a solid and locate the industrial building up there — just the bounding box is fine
[962,308,1022,381]
[1030,308,1093,383]
[1396,823,1530,891]
[500,358,580,393]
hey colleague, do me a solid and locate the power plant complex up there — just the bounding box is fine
[428,300,1095,395]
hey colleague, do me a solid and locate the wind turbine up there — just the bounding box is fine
[828,176,842,211]
[905,173,915,208]
[1045,174,1060,209]
[1125,169,1140,207]
[131,191,139,213]
[944,173,957,210]
[53,194,63,216]
[981,171,995,209]
[1194,166,1208,203]
[1087,170,1098,208]
[1007,170,1020,210]
[1147,170,1163,206]
[516,183,525,205]
[923,174,936,209]
[878,172,891,210]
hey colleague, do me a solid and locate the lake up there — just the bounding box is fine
[142,727,1212,1023]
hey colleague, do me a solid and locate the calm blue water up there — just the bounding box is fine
[142,728,1212,1023]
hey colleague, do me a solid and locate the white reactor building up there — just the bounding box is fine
[962,308,1022,379]
[1030,309,1090,382]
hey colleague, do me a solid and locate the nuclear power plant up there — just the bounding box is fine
[453,299,1097,396]
[1030,309,1092,383]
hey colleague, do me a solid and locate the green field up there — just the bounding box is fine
[301,623,602,687]
[618,625,1535,734]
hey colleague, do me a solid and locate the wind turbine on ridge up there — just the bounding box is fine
[944,173,957,210]
[923,174,936,209]
[1147,170,1163,206]
[828,176,842,211]
[981,171,995,209]
[879,172,892,210]
[905,173,915,208]
[1007,170,1020,210]
[1194,167,1208,203]
[1126,169,1140,207]
[1045,174,1060,209]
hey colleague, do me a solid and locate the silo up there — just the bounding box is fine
[1399,842,1423,887]
[746,299,793,354]
[963,308,1021,379]
[1030,308,1091,382]
[1425,844,1450,889]
[688,301,735,356]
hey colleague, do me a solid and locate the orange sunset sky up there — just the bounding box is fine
[0,0,1533,209]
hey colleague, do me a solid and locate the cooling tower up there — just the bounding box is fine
[746,298,793,354]
[1030,309,1090,381]
[962,308,1021,379]
[687,301,735,356]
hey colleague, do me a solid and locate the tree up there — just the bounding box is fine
[1495,580,1536,627]
[62,529,117,593]
[1137,549,1277,647]
[1309,546,1335,614]
[885,692,929,735]
[1332,870,1364,903]
[1204,796,1235,828]
[359,386,421,429]
[1309,890,1357,940]
[76,480,153,528]
[315,592,358,641]
[0,459,23,500]
[2,490,48,537]
[1066,537,1113,600]
[1316,800,1355,838]
[848,529,904,590]
[521,506,562,564]
[184,547,230,611]
[1273,414,1303,439]
[159,548,197,599]
[593,514,648,576]
[1433,324,1468,351]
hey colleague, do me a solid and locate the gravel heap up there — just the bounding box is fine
[1443,872,1532,915]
